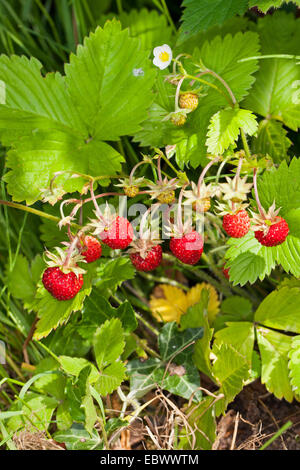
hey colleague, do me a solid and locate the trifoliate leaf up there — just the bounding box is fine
[135,31,260,168]
[255,287,300,334]
[206,108,258,155]
[178,0,248,43]
[251,119,292,163]
[65,20,156,140]
[243,12,300,131]
[256,327,294,402]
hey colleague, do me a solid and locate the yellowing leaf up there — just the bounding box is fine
[149,283,219,324]
[150,285,189,323]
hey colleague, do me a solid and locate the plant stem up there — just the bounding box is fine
[253,168,265,219]
[0,200,81,229]
[197,156,220,193]
[241,129,252,160]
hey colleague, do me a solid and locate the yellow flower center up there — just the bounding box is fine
[159,51,169,62]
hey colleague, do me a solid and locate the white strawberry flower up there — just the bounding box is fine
[153,44,172,70]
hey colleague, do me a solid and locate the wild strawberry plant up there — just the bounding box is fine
[0,0,300,451]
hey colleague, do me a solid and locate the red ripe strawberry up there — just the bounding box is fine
[222,266,230,279]
[254,217,289,247]
[42,267,83,301]
[100,216,133,250]
[222,209,250,238]
[170,231,203,265]
[81,235,102,263]
[130,245,162,272]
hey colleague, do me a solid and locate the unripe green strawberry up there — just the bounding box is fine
[179,93,198,111]
[124,185,139,198]
[157,190,176,204]
[171,113,186,126]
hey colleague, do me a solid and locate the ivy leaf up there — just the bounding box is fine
[256,327,294,402]
[158,322,203,363]
[255,287,300,334]
[54,424,102,450]
[206,108,258,155]
[243,12,300,131]
[178,0,248,43]
[288,336,300,397]
[251,119,292,163]
[65,20,156,140]
[212,344,249,416]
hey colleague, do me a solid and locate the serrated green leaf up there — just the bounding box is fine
[78,291,137,340]
[118,8,173,50]
[212,344,249,416]
[95,257,136,298]
[178,0,248,43]
[288,336,300,396]
[4,131,123,205]
[58,356,99,382]
[135,31,260,167]
[94,361,126,396]
[206,108,258,155]
[93,318,125,370]
[215,296,253,330]
[255,287,300,333]
[65,20,156,140]
[256,327,294,402]
[243,12,300,131]
[225,230,300,285]
[6,255,37,302]
[214,322,254,365]
[249,1,300,13]
[252,119,292,163]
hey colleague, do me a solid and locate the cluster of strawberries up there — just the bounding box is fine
[41,159,289,302]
